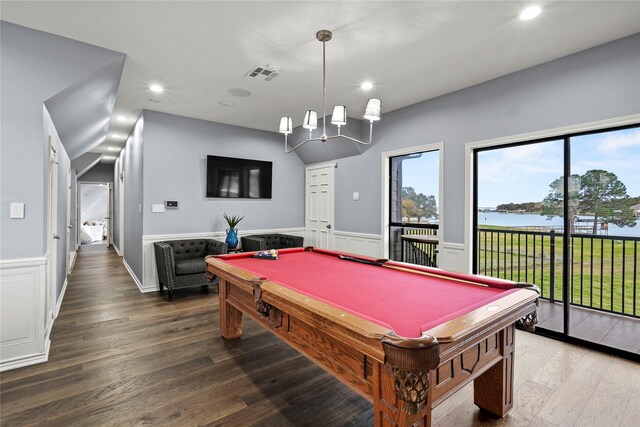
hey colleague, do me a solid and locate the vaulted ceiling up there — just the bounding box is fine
[3,1,639,163]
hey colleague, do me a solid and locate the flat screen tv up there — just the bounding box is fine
[206,155,272,199]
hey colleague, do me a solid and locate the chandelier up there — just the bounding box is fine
[279,30,382,153]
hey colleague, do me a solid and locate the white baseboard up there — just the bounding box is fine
[113,243,121,256]
[0,257,49,372]
[141,227,305,293]
[333,230,383,258]
[54,277,68,320]
[0,338,50,373]
[122,257,144,293]
[69,251,77,273]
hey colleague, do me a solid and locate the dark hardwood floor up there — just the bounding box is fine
[1,244,638,426]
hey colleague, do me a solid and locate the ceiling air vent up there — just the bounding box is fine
[245,64,279,81]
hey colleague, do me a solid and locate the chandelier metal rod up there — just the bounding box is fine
[322,36,327,141]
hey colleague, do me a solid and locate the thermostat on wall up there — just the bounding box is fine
[165,200,179,208]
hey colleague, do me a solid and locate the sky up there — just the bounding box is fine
[397,127,639,209]
[477,127,640,208]
[400,150,440,206]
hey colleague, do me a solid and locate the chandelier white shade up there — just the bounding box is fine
[363,98,382,121]
[280,30,382,153]
[302,110,318,130]
[279,116,292,135]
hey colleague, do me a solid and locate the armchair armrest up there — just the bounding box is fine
[206,239,228,255]
[154,242,176,288]
[280,234,304,248]
[241,236,267,252]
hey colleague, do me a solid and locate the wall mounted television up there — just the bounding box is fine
[206,155,272,199]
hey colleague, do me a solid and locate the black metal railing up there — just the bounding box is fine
[477,228,639,318]
[390,225,439,267]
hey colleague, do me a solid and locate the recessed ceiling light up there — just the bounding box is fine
[107,146,120,151]
[150,84,164,93]
[219,101,234,107]
[519,6,541,21]
[361,81,373,90]
[116,115,127,122]
[227,88,252,97]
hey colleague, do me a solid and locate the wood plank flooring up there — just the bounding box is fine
[1,244,639,426]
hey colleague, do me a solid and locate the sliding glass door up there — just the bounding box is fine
[474,125,639,355]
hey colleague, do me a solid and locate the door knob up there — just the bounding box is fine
[53,234,61,239]
[326,224,332,229]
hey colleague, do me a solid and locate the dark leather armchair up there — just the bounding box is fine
[240,233,304,252]
[154,238,227,301]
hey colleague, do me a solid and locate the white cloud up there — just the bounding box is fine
[597,129,640,151]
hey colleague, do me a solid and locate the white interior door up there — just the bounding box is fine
[305,163,335,249]
[47,139,58,326]
[107,183,113,247]
[119,172,125,256]
[66,169,72,272]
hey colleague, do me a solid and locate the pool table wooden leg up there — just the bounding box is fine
[219,279,243,339]
[373,362,432,426]
[473,324,515,417]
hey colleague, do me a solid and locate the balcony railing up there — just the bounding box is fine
[390,225,439,267]
[477,228,639,318]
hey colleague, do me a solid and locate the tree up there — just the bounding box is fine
[402,187,438,221]
[542,170,636,234]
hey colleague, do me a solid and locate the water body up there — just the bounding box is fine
[477,211,640,238]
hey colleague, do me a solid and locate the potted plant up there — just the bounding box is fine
[223,213,244,249]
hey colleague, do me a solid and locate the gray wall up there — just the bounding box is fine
[332,33,640,243]
[79,163,114,183]
[122,118,144,282]
[142,111,305,234]
[0,21,123,259]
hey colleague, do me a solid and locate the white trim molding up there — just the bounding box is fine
[141,227,305,293]
[69,250,77,274]
[112,243,121,256]
[381,142,445,259]
[438,242,467,274]
[464,113,640,273]
[54,278,69,320]
[333,231,383,258]
[0,257,50,372]
[123,257,144,293]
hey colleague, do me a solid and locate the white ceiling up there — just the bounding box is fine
[3,1,640,162]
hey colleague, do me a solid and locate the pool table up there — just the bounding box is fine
[205,247,538,426]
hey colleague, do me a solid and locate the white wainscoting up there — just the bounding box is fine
[438,242,468,273]
[140,228,305,293]
[0,257,50,372]
[333,231,383,258]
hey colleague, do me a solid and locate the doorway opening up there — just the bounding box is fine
[383,143,443,265]
[79,182,112,246]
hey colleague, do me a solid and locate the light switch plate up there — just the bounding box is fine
[353,192,359,201]
[10,202,25,219]
[152,204,165,213]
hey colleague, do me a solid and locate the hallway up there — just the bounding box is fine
[1,245,639,426]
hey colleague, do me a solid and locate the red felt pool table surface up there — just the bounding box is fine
[219,247,519,338]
